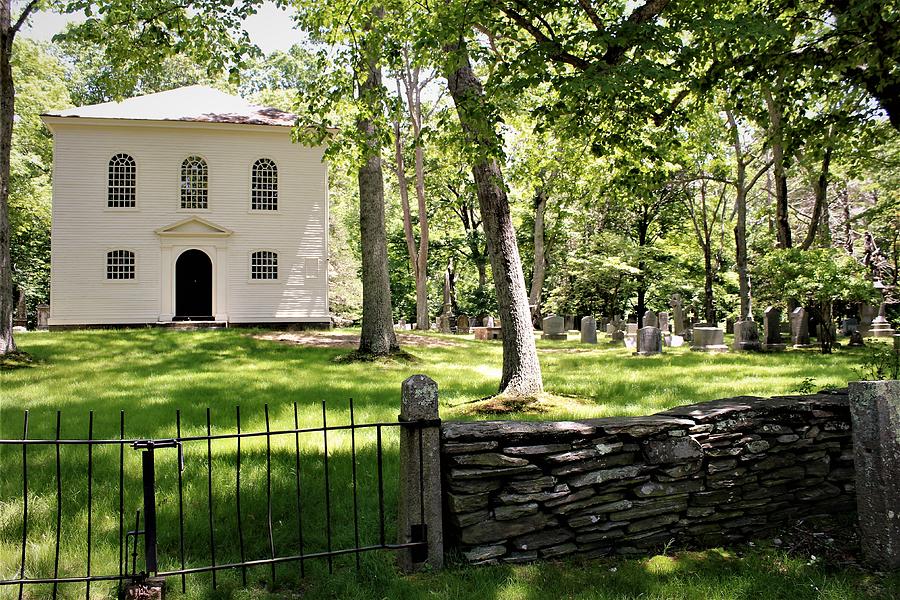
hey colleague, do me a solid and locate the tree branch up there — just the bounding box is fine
[12,0,39,34]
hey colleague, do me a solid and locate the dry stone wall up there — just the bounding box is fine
[441,390,855,564]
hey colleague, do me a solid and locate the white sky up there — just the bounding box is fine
[20,1,300,55]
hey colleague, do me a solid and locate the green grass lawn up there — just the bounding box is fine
[1,328,896,600]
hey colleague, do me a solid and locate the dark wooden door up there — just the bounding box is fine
[175,249,213,319]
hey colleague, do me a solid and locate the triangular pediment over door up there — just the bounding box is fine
[155,216,233,238]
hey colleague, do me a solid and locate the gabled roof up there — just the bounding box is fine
[42,85,297,127]
[155,216,233,238]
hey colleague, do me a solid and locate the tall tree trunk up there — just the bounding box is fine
[0,0,25,355]
[800,145,832,250]
[635,215,648,323]
[444,38,542,396]
[528,186,547,326]
[764,87,792,249]
[703,247,715,324]
[356,18,398,356]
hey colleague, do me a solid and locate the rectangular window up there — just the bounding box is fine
[251,251,278,280]
[107,250,135,280]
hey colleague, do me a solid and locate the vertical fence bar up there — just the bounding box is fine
[85,411,94,600]
[376,425,385,547]
[206,408,217,589]
[131,510,140,577]
[322,401,333,574]
[118,410,125,595]
[235,406,247,586]
[293,402,305,577]
[52,411,62,600]
[141,449,158,575]
[176,410,186,592]
[418,427,425,527]
[265,404,276,585]
[18,411,29,600]
[350,398,361,571]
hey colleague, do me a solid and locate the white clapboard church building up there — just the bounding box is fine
[41,85,330,328]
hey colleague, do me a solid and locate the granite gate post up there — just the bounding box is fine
[398,375,444,572]
[849,380,900,569]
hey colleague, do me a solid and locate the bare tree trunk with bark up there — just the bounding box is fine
[800,143,833,250]
[443,38,542,395]
[356,16,399,356]
[764,87,792,249]
[0,0,37,355]
[528,186,547,326]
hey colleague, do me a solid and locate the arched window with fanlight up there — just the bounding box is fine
[251,158,278,210]
[106,250,135,280]
[180,156,208,209]
[108,153,136,208]
[250,251,278,280]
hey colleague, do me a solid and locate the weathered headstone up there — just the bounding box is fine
[848,330,865,346]
[634,326,663,356]
[624,322,639,349]
[626,322,638,334]
[762,306,786,351]
[869,302,896,338]
[580,316,597,344]
[849,380,900,570]
[691,327,728,352]
[485,316,495,328]
[36,304,49,330]
[733,319,761,351]
[641,310,659,329]
[840,318,859,336]
[456,314,470,334]
[658,312,670,333]
[670,294,685,335]
[541,315,567,341]
[13,294,26,329]
[790,307,812,347]
[859,303,877,337]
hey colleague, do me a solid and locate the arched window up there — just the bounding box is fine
[108,153,136,208]
[181,156,208,209]
[251,158,278,210]
[107,250,135,280]
[251,251,278,280]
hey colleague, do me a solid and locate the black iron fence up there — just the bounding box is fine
[0,398,437,598]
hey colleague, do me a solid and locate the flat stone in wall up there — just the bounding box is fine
[441,390,854,564]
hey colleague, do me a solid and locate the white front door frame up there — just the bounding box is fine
[159,241,229,322]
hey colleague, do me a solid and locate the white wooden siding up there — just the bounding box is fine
[47,121,328,325]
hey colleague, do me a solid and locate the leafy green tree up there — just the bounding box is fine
[755,248,875,353]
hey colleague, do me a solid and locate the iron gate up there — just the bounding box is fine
[0,399,435,597]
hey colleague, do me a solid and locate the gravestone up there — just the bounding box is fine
[859,303,877,337]
[670,294,685,335]
[474,327,502,341]
[634,326,663,356]
[691,327,729,352]
[658,312,670,333]
[439,315,452,333]
[725,318,735,335]
[840,318,859,336]
[641,310,659,329]
[13,295,26,329]
[624,322,639,349]
[456,314,470,334]
[580,316,597,344]
[485,316,495,328]
[762,306,786,351]
[868,302,896,338]
[790,307,812,347]
[541,315,567,341]
[36,304,49,330]
[848,330,865,347]
[564,315,576,332]
[733,319,761,351]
